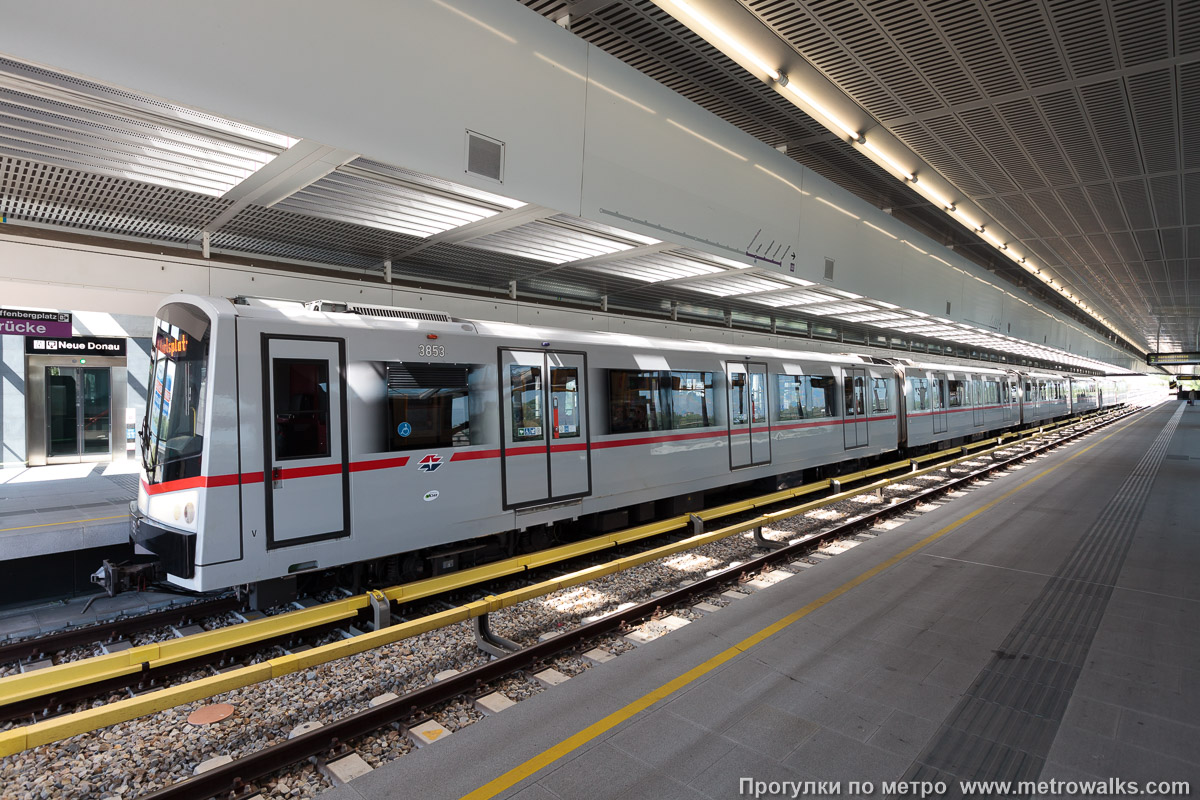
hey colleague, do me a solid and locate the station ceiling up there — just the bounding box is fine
[523,0,1198,356]
[0,1,1190,371]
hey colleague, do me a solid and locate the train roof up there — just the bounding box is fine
[198,295,1091,378]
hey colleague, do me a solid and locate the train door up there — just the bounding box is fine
[500,349,591,508]
[1005,378,1018,422]
[263,337,349,549]
[932,375,948,434]
[843,367,868,449]
[726,362,771,469]
[971,378,985,427]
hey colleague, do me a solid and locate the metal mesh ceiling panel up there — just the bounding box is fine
[209,204,423,269]
[734,0,1196,350]
[743,288,840,308]
[0,155,228,243]
[0,56,287,197]
[272,167,514,238]
[467,215,642,264]
[683,272,792,296]
[580,251,723,282]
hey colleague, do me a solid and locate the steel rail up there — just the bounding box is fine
[137,406,1141,800]
[0,596,242,666]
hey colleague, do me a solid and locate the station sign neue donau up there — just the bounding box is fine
[24,336,126,357]
[0,307,72,337]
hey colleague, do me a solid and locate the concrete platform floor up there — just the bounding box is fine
[314,402,1199,800]
[0,461,137,561]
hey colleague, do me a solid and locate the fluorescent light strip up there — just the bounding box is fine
[861,140,914,181]
[953,207,982,231]
[914,183,955,210]
[671,0,779,80]
[666,119,748,161]
[662,2,1138,352]
[780,82,860,139]
[902,240,928,255]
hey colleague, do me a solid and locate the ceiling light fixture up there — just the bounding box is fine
[776,76,861,139]
[981,230,1005,248]
[953,208,983,231]
[861,140,914,181]
[914,183,955,210]
[671,0,780,80]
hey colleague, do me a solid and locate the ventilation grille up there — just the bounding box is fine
[307,300,452,322]
[387,363,468,391]
[824,258,835,280]
[466,131,504,182]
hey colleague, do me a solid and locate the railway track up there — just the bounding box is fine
[0,596,243,669]
[132,404,1142,800]
[0,408,1136,785]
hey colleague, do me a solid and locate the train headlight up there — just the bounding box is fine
[146,489,199,532]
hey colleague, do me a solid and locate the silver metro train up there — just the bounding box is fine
[109,294,1143,600]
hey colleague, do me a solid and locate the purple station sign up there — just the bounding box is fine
[0,307,72,338]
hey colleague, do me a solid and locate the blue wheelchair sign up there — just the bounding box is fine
[397,421,412,437]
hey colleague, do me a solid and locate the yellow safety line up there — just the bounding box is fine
[0,515,125,533]
[460,412,1146,800]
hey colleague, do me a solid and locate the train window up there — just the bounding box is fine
[947,380,966,407]
[781,375,838,419]
[844,376,866,415]
[669,372,714,429]
[510,366,544,442]
[145,305,210,483]
[609,371,668,433]
[985,381,1000,405]
[273,359,330,459]
[871,378,889,412]
[730,371,749,425]
[777,376,804,421]
[609,371,713,433]
[750,372,767,424]
[387,363,473,451]
[550,368,580,439]
[933,379,946,409]
[807,377,837,418]
[909,378,931,412]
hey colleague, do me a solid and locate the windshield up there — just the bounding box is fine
[144,303,210,484]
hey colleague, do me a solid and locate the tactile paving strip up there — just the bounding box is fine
[905,405,1185,794]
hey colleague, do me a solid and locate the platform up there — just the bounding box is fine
[0,461,138,604]
[315,402,1199,800]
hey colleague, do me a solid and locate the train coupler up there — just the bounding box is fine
[89,557,166,598]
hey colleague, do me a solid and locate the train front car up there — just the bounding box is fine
[93,296,232,596]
